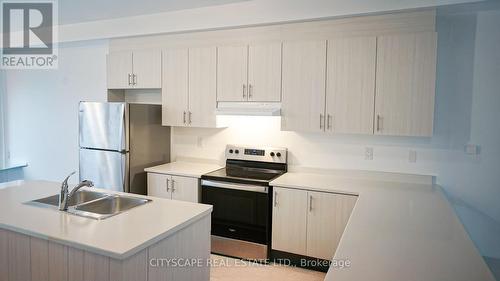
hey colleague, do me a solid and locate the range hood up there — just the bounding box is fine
[216,102,281,116]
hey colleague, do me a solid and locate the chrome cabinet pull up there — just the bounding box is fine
[274,191,278,207]
[183,111,186,124]
[327,114,332,130]
[128,74,132,86]
[309,195,313,212]
[248,84,253,99]
[166,178,170,192]
[133,74,137,85]
[242,84,247,99]
[376,115,381,132]
[188,111,192,125]
[171,178,175,192]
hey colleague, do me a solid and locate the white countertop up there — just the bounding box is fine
[144,161,223,178]
[0,181,212,260]
[270,172,495,281]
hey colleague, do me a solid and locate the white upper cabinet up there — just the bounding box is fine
[374,32,437,137]
[132,50,162,89]
[162,48,189,127]
[107,51,133,89]
[161,47,217,128]
[188,46,217,128]
[326,37,376,134]
[217,45,248,102]
[217,43,282,102]
[107,50,161,89]
[247,43,282,102]
[281,40,327,133]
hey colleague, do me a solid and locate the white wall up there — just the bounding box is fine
[4,40,109,181]
[57,0,481,42]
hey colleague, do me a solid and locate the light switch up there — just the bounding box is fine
[365,147,373,160]
[409,150,417,163]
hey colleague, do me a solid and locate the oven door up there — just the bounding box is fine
[201,180,270,259]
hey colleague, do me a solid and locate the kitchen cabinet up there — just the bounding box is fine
[306,190,357,260]
[107,50,161,89]
[281,40,327,133]
[326,36,377,134]
[272,187,357,260]
[162,47,217,128]
[272,187,308,255]
[374,32,437,137]
[147,173,200,203]
[217,43,281,102]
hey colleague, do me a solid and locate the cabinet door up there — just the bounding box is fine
[281,40,327,133]
[147,173,171,199]
[306,191,357,260]
[272,187,308,256]
[170,175,200,203]
[107,51,133,89]
[188,46,217,128]
[326,37,376,134]
[217,45,248,102]
[132,50,162,89]
[375,32,437,136]
[248,42,282,102]
[162,48,189,127]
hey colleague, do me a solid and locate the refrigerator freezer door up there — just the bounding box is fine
[79,102,128,152]
[79,148,128,192]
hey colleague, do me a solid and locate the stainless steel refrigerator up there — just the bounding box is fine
[79,102,170,194]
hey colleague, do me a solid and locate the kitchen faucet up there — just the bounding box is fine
[59,171,94,211]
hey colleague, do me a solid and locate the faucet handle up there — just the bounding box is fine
[62,171,76,188]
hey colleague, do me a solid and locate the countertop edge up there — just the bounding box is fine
[0,207,213,260]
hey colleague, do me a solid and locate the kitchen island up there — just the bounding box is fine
[0,181,212,281]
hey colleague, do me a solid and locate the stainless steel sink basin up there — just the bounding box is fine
[71,195,151,219]
[26,190,151,220]
[30,190,108,207]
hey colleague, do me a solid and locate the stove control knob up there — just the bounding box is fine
[229,149,234,154]
[235,149,239,154]
[270,152,275,157]
[276,152,282,157]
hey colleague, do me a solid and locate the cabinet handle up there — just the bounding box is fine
[128,74,132,86]
[320,114,324,129]
[183,111,186,124]
[376,115,381,132]
[133,74,137,85]
[309,195,313,212]
[274,191,278,207]
[166,178,170,192]
[171,179,175,192]
[188,111,192,125]
[248,84,253,99]
[327,114,332,130]
[242,84,246,99]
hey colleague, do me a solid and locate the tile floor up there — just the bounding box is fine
[210,255,326,281]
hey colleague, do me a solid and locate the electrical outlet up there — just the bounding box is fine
[365,147,373,160]
[465,144,479,155]
[409,150,417,163]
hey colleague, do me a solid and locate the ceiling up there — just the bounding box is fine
[58,0,248,25]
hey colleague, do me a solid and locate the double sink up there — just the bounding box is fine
[27,190,151,220]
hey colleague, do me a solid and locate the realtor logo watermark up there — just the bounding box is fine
[1,0,58,69]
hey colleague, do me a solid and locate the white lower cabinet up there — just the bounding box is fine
[147,173,200,203]
[272,187,357,260]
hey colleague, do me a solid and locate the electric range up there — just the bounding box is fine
[201,145,287,261]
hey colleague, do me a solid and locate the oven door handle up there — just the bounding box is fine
[201,180,268,193]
